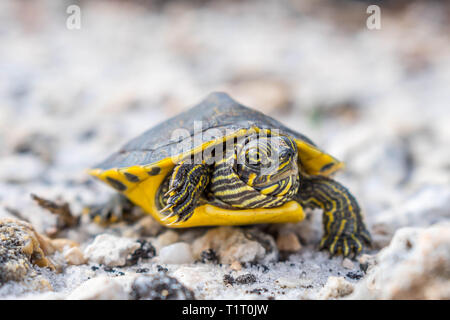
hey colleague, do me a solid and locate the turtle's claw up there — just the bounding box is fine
[164,187,176,198]
[160,209,177,221]
[159,203,173,214]
[320,229,371,259]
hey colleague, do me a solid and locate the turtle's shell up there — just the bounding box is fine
[94,92,342,175]
[89,92,343,228]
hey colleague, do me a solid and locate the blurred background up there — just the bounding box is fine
[0,0,449,240]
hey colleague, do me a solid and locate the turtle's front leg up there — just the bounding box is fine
[296,175,372,258]
[160,161,210,223]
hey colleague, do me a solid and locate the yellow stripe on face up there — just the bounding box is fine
[260,184,278,195]
[277,177,292,197]
[277,158,292,171]
[247,173,257,186]
[211,173,235,183]
[214,185,250,197]
[240,194,269,207]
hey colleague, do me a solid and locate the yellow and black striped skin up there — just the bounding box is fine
[209,135,299,210]
[295,175,372,257]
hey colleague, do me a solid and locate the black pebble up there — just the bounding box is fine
[131,274,195,300]
[157,265,168,273]
[360,262,369,273]
[127,239,156,266]
[235,273,257,285]
[346,271,364,280]
[223,274,235,286]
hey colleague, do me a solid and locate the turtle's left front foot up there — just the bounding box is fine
[160,161,210,223]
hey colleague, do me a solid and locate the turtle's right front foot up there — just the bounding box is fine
[160,161,210,223]
[85,194,139,225]
[297,175,372,258]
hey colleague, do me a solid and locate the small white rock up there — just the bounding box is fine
[275,277,311,289]
[159,242,194,264]
[67,276,128,300]
[64,247,86,265]
[84,234,140,267]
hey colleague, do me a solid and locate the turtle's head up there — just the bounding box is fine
[236,134,298,192]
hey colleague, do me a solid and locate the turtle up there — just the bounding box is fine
[88,92,371,257]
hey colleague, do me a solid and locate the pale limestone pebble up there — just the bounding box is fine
[158,242,194,264]
[342,258,354,270]
[230,261,242,271]
[192,227,277,264]
[318,277,354,299]
[84,234,140,267]
[350,223,450,299]
[66,276,129,300]
[47,238,83,267]
[64,247,87,265]
[276,232,302,252]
